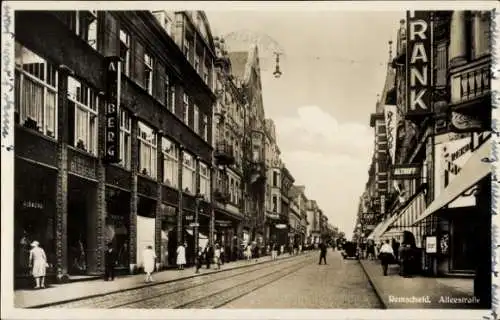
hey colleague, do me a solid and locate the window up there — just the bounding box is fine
[272,196,277,212]
[204,61,210,84]
[68,76,98,154]
[183,94,190,124]
[164,74,176,112]
[199,162,211,200]
[144,52,153,94]
[273,171,278,187]
[182,151,196,194]
[202,115,208,141]
[66,11,98,49]
[193,104,199,134]
[194,55,200,74]
[229,177,234,203]
[119,107,131,169]
[119,30,130,76]
[138,122,157,178]
[183,39,191,62]
[162,137,179,188]
[235,181,240,205]
[14,43,58,138]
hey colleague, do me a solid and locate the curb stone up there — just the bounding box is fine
[359,259,387,309]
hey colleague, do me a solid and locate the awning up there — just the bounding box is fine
[413,139,491,225]
[383,190,426,234]
[367,213,399,240]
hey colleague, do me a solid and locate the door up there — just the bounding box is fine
[451,213,476,272]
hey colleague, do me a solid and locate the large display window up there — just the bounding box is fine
[105,188,130,269]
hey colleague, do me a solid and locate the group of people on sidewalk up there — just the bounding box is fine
[375,232,420,277]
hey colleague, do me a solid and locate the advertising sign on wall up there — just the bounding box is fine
[406,11,433,116]
[384,104,399,165]
[391,164,421,180]
[104,56,121,163]
[425,236,437,253]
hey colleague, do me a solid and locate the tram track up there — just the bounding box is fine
[47,253,312,309]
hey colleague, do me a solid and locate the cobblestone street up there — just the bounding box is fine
[222,250,382,309]
[30,251,381,309]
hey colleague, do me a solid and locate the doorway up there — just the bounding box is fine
[67,176,97,275]
[450,211,477,272]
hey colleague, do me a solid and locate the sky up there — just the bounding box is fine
[206,10,403,239]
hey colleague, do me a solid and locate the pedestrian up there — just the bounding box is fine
[142,245,156,283]
[104,242,117,281]
[206,245,214,269]
[220,245,225,265]
[379,240,394,276]
[299,244,302,254]
[214,244,221,270]
[245,244,252,262]
[176,242,186,270]
[392,238,400,261]
[195,247,203,274]
[318,241,327,265]
[29,240,48,289]
[271,243,278,260]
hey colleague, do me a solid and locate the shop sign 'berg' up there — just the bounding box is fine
[104,56,121,163]
[406,11,433,115]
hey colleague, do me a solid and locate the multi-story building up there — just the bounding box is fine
[14,10,217,284]
[287,185,302,246]
[297,188,308,246]
[211,35,247,257]
[264,119,282,241]
[277,165,294,246]
[306,200,322,245]
[228,45,267,246]
[365,10,492,307]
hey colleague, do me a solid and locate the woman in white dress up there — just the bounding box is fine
[214,244,221,270]
[176,242,186,270]
[142,245,156,283]
[29,241,48,289]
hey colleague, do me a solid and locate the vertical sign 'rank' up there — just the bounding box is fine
[104,57,121,163]
[406,11,433,115]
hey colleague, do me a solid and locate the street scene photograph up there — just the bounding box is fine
[1,1,497,318]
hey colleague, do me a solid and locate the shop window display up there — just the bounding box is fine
[105,189,130,269]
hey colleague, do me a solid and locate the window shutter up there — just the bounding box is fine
[133,40,144,87]
[156,63,166,103]
[103,13,118,57]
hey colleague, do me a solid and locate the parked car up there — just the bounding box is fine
[341,241,359,259]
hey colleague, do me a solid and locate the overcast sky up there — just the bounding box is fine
[206,10,403,239]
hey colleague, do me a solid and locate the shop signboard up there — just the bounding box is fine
[406,11,433,116]
[391,164,421,180]
[104,56,121,164]
[425,236,437,253]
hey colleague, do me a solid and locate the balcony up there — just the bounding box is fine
[214,141,235,166]
[214,189,230,204]
[450,56,491,109]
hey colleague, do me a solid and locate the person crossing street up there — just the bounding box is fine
[318,240,328,265]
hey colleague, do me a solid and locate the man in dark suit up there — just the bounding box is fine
[104,242,117,281]
[318,241,327,265]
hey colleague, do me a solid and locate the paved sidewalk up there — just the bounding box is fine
[359,259,482,309]
[15,252,313,308]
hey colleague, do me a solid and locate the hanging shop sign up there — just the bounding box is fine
[275,224,287,229]
[391,164,421,180]
[215,220,232,227]
[266,212,280,220]
[406,11,433,116]
[425,236,437,253]
[104,56,121,164]
[384,104,399,165]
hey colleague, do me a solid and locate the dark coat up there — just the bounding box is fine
[105,249,117,268]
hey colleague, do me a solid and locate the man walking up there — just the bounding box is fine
[318,241,327,265]
[104,242,116,281]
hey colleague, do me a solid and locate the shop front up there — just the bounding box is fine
[104,187,131,273]
[136,196,156,271]
[15,160,57,284]
[67,175,98,275]
[412,137,490,292]
[159,203,176,269]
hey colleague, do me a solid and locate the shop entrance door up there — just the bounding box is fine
[451,212,477,272]
[67,176,97,275]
